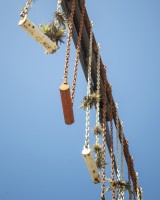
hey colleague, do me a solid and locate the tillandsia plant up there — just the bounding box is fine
[93,143,104,169]
[106,178,133,195]
[91,92,101,103]
[80,95,94,109]
[80,92,101,110]
[39,10,66,47]
[39,23,65,46]
[93,125,102,135]
[54,11,66,27]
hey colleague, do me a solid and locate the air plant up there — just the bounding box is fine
[106,178,133,195]
[93,125,102,135]
[80,95,94,109]
[39,22,66,46]
[93,143,102,153]
[80,92,101,110]
[54,11,66,27]
[91,92,101,103]
[39,10,67,47]
[93,143,104,169]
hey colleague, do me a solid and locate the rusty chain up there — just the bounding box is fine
[63,0,76,84]
[96,43,101,144]
[100,65,107,200]
[109,84,116,200]
[71,0,85,103]
[128,171,132,200]
[120,121,125,181]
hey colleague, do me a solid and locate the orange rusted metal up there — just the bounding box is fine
[60,83,74,125]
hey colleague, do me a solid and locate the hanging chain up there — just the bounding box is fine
[136,172,143,200]
[63,0,76,84]
[120,121,125,181]
[54,0,62,27]
[71,0,85,103]
[109,84,116,200]
[100,65,107,200]
[56,0,62,12]
[115,103,122,200]
[115,103,120,174]
[128,171,132,200]
[120,121,125,200]
[84,21,93,149]
[96,43,101,144]
[20,0,32,19]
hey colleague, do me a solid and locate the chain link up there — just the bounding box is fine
[115,104,123,200]
[63,0,76,84]
[100,65,107,200]
[136,172,143,200]
[115,103,120,173]
[54,0,62,27]
[120,121,125,181]
[84,21,93,149]
[20,0,32,19]
[117,168,121,200]
[128,171,132,200]
[96,43,101,144]
[71,0,85,103]
[109,84,116,200]
[56,0,62,12]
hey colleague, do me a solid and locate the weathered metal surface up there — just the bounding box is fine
[59,83,74,125]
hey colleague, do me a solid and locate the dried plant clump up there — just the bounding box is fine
[93,143,104,169]
[54,11,66,27]
[40,23,66,46]
[93,125,102,135]
[96,157,103,169]
[106,178,133,194]
[80,95,94,109]
[91,92,101,104]
[93,143,102,153]
[40,11,67,47]
[80,92,101,110]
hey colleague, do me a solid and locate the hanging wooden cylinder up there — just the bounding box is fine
[18,16,58,54]
[82,147,101,184]
[59,83,74,125]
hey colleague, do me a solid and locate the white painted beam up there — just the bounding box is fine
[18,17,58,54]
[82,147,101,184]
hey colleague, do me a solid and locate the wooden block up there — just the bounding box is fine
[82,147,101,184]
[18,16,58,54]
[59,83,74,125]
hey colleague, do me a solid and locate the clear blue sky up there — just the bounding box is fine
[0,0,160,199]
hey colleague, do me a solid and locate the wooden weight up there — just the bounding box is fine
[18,16,57,54]
[82,147,101,184]
[59,83,74,125]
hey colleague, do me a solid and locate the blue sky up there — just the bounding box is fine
[0,0,160,199]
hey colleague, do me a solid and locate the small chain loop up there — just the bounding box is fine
[71,0,85,103]
[63,0,76,84]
